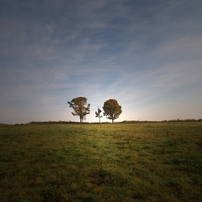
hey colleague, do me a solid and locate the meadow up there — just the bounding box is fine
[0,122,202,202]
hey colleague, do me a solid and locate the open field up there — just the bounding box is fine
[0,122,202,201]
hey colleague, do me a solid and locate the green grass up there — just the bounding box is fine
[0,122,202,201]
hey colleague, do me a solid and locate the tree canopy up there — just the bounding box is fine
[67,97,90,122]
[103,99,122,123]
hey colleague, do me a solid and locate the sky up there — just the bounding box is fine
[0,0,202,124]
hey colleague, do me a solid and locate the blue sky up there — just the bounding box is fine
[0,0,202,124]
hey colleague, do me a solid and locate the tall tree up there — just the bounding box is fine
[103,99,122,123]
[95,107,102,123]
[67,97,90,122]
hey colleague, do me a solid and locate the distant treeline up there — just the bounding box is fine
[122,119,202,123]
[0,119,201,126]
[27,119,202,124]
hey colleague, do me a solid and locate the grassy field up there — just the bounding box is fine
[0,122,202,202]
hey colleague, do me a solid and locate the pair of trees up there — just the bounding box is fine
[67,97,122,123]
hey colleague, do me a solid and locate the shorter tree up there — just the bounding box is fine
[95,107,102,123]
[103,99,122,123]
[67,97,90,122]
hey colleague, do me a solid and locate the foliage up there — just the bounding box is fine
[103,99,122,123]
[95,107,102,123]
[68,97,90,122]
